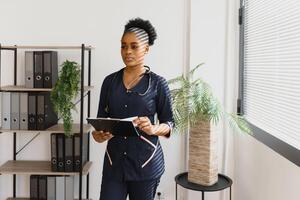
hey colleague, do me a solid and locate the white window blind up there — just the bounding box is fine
[243,0,300,150]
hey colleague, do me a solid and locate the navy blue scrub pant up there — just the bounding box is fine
[100,178,160,200]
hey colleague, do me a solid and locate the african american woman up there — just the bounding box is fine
[92,18,174,200]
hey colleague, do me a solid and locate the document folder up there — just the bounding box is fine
[20,93,28,130]
[28,92,37,130]
[25,51,34,88]
[57,133,65,172]
[43,51,58,88]
[73,133,89,172]
[36,93,45,130]
[43,92,58,129]
[11,92,20,130]
[1,92,11,129]
[38,175,47,200]
[64,136,74,172]
[65,176,74,200]
[55,176,65,200]
[30,175,39,200]
[34,51,43,88]
[87,117,140,137]
[47,176,56,200]
[51,133,57,171]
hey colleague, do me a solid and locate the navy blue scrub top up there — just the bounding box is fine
[97,68,174,181]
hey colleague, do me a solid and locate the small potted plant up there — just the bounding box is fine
[51,60,81,137]
[168,63,251,186]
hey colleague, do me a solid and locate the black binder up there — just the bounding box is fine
[87,117,139,136]
[36,94,45,130]
[34,52,43,88]
[43,92,58,129]
[57,133,65,172]
[73,133,89,172]
[73,133,81,172]
[51,133,57,171]
[38,175,47,200]
[64,135,74,172]
[43,51,58,88]
[28,92,37,130]
[39,92,57,130]
[82,133,89,170]
[30,175,39,200]
[33,92,57,130]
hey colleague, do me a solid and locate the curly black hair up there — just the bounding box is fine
[123,18,157,46]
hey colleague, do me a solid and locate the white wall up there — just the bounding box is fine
[0,0,185,199]
[234,134,300,200]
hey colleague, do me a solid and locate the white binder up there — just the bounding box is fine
[1,92,11,129]
[47,176,56,200]
[19,93,28,130]
[25,51,34,88]
[55,176,65,200]
[65,176,74,199]
[11,92,20,130]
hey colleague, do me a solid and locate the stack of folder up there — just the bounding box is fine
[25,51,58,88]
[30,175,74,200]
[1,50,59,130]
[1,92,58,130]
[51,133,89,172]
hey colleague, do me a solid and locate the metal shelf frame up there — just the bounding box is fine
[0,44,93,200]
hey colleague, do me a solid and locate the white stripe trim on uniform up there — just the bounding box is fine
[140,135,156,148]
[106,149,112,166]
[141,141,159,168]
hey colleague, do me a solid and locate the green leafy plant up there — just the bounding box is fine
[51,60,81,137]
[168,63,251,134]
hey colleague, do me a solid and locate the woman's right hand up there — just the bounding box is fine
[92,130,113,143]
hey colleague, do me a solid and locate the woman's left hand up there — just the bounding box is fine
[133,116,157,135]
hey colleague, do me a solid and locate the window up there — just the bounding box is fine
[239,0,300,166]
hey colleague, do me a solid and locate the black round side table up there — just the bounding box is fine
[175,172,233,200]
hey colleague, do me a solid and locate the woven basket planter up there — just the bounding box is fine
[188,120,218,186]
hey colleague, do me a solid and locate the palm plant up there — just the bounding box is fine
[168,63,251,135]
[168,63,251,186]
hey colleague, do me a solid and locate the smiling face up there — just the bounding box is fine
[121,32,149,68]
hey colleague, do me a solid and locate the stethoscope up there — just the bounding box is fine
[104,66,152,114]
[126,65,151,96]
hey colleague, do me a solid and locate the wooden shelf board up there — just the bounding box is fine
[0,160,92,175]
[0,85,94,92]
[1,45,94,50]
[7,198,92,200]
[0,123,92,134]
[47,123,92,133]
[0,85,51,91]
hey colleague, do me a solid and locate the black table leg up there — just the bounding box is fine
[175,183,177,200]
[174,173,232,200]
